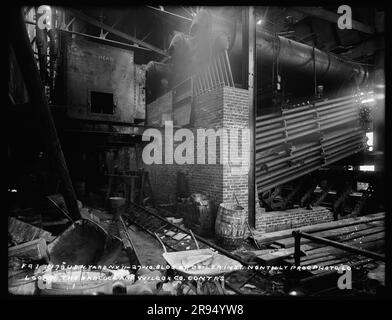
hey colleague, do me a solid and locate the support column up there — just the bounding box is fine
[243,7,256,227]
[10,8,80,220]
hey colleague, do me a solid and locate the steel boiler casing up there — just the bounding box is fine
[59,37,145,123]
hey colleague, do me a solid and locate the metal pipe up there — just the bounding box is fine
[257,141,363,189]
[325,143,363,157]
[256,141,319,164]
[193,8,366,87]
[258,159,321,187]
[294,231,301,266]
[256,99,357,127]
[322,127,363,141]
[257,135,363,175]
[320,112,359,128]
[318,103,358,116]
[296,231,385,261]
[258,134,363,172]
[264,144,322,169]
[324,146,364,164]
[322,131,364,147]
[295,109,358,129]
[257,159,322,191]
[283,95,356,115]
[256,111,281,122]
[252,30,367,86]
[255,95,354,122]
[319,109,358,123]
[257,153,322,181]
[324,137,364,152]
[256,121,283,133]
[256,115,357,151]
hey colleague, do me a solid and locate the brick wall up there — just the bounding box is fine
[255,206,334,233]
[143,85,250,215]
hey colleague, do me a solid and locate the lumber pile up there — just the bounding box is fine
[250,212,385,272]
[251,212,384,245]
[8,218,54,295]
[8,217,53,245]
[8,238,49,262]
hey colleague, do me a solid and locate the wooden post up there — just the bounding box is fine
[243,7,257,227]
[10,8,80,220]
[293,230,301,267]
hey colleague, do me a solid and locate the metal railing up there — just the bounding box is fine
[292,230,386,267]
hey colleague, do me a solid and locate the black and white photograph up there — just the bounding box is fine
[6,3,390,305]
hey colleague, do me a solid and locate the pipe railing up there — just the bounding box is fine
[292,230,385,267]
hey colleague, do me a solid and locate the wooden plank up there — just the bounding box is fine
[251,248,283,256]
[256,244,313,265]
[302,231,385,256]
[276,223,384,248]
[252,212,384,244]
[262,230,384,266]
[284,234,385,265]
[300,242,381,268]
[8,217,53,245]
[8,238,49,262]
[300,254,346,266]
[309,261,370,276]
[292,239,384,266]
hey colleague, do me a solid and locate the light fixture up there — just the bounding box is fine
[359,165,375,172]
[360,98,375,104]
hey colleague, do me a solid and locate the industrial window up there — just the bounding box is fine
[90,91,114,114]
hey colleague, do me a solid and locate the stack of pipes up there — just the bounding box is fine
[256,93,370,194]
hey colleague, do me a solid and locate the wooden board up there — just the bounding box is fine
[275,223,384,248]
[252,212,384,245]
[284,233,385,266]
[255,244,314,265]
[289,238,384,267]
[8,217,53,245]
[8,238,49,262]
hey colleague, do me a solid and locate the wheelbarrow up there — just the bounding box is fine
[154,230,242,294]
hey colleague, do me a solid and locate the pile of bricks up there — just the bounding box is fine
[255,206,334,233]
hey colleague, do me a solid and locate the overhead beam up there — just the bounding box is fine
[146,5,193,22]
[65,17,76,30]
[294,7,375,35]
[342,37,384,60]
[102,17,122,38]
[68,9,168,56]
[59,28,152,52]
